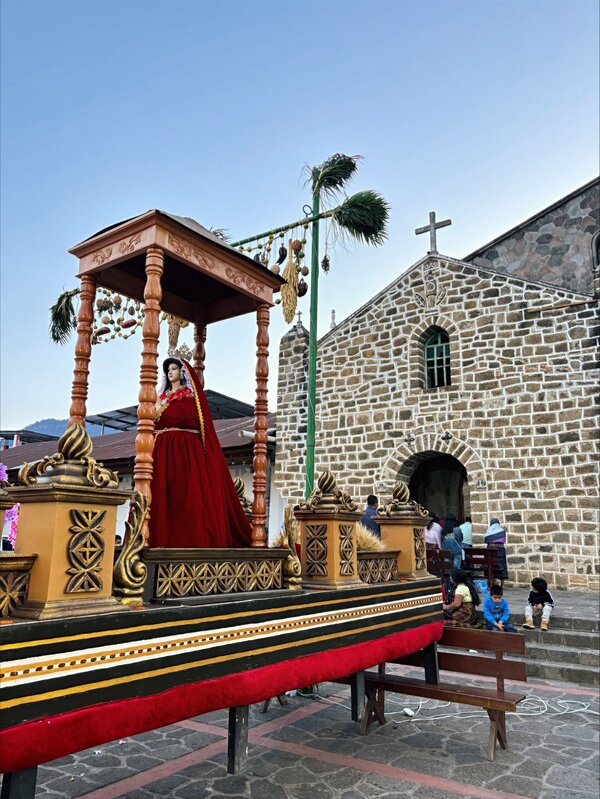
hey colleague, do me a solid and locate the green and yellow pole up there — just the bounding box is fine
[305,190,320,498]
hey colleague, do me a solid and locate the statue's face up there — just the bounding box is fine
[168,363,182,384]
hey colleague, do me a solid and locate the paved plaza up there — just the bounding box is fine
[17,669,598,799]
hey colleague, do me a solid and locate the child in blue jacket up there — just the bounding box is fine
[483,585,516,632]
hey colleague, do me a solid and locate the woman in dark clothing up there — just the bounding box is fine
[441,513,463,569]
[484,517,509,582]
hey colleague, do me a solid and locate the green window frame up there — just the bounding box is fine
[425,330,451,388]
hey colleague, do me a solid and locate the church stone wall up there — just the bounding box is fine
[275,256,600,590]
[468,179,599,295]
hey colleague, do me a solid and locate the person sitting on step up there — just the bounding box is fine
[442,568,480,627]
[483,584,517,633]
[522,576,555,631]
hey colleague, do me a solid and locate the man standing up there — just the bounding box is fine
[361,494,380,538]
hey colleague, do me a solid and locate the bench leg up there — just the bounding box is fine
[423,642,439,684]
[485,711,498,761]
[260,694,287,714]
[496,710,508,749]
[359,683,386,735]
[227,706,249,774]
[350,672,365,722]
[0,767,38,799]
[260,697,271,714]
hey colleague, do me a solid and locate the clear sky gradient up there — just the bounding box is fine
[1,0,598,429]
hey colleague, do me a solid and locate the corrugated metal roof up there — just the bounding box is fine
[0,414,276,473]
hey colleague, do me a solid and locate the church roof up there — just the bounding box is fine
[320,250,593,347]
[462,176,599,264]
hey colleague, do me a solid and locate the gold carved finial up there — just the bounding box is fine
[113,492,148,606]
[18,423,119,489]
[281,505,302,589]
[392,482,410,504]
[298,469,358,513]
[58,424,93,459]
[233,477,252,514]
[380,481,428,518]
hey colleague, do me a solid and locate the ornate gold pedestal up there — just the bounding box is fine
[376,482,429,580]
[10,424,130,620]
[0,554,37,618]
[295,471,364,590]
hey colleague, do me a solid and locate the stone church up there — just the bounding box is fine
[275,177,599,590]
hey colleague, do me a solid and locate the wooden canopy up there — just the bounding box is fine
[67,210,285,546]
[69,210,284,323]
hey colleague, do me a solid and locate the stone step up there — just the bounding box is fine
[523,640,600,668]
[524,658,600,687]
[518,627,599,649]
[440,625,599,686]
[509,614,599,633]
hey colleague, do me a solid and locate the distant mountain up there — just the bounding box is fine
[24,418,106,437]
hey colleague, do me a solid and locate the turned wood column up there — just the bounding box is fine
[193,322,207,386]
[134,247,164,539]
[251,303,269,546]
[68,274,96,426]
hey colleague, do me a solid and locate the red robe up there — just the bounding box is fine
[148,364,252,548]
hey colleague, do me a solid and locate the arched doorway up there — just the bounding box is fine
[407,453,469,521]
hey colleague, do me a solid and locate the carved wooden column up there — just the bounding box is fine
[68,274,96,426]
[251,303,269,547]
[193,322,207,386]
[133,247,164,539]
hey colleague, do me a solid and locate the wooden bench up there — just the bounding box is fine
[462,547,502,588]
[357,626,527,761]
[426,548,453,581]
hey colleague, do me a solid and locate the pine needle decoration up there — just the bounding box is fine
[355,523,385,552]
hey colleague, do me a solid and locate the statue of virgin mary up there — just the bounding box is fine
[148,358,252,548]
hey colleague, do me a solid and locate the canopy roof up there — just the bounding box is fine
[85,390,255,432]
[69,210,285,324]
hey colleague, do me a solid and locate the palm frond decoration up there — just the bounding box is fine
[49,288,80,344]
[331,190,390,246]
[308,153,361,200]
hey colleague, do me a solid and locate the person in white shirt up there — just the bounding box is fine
[424,514,443,549]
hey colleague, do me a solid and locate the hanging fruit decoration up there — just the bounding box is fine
[281,238,299,323]
[234,219,311,324]
[321,253,331,274]
[92,287,144,344]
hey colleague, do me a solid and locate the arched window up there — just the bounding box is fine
[425,330,451,388]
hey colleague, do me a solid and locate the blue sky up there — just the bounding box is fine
[1,0,598,429]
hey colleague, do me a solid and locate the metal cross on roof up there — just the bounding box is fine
[415,211,452,254]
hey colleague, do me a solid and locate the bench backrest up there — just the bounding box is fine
[397,627,526,693]
[426,548,453,578]
[440,627,526,692]
[462,548,500,586]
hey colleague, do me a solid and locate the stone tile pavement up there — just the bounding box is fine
[7,673,598,799]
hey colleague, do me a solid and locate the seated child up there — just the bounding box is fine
[483,584,516,632]
[442,568,480,627]
[522,577,555,631]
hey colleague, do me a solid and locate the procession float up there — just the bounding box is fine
[0,210,443,797]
